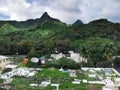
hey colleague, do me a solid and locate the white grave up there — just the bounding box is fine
[51,84,59,90]
[83,79,87,83]
[59,67,64,71]
[69,70,77,77]
[29,84,38,87]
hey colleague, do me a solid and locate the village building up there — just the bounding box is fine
[50,53,65,60]
[0,55,9,70]
[50,51,87,63]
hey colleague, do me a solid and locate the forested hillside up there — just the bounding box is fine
[0,12,120,67]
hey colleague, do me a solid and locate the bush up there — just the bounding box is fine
[27,61,40,68]
[45,60,58,68]
[46,57,81,69]
[57,57,76,69]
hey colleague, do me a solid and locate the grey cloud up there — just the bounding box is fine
[0,0,119,24]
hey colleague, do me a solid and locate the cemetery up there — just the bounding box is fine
[0,66,119,90]
[0,55,120,90]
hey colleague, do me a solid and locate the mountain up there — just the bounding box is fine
[0,12,120,56]
[40,12,51,19]
[36,12,66,29]
[0,12,64,29]
[40,12,60,22]
[0,12,120,68]
[73,20,83,26]
[0,23,18,32]
[88,19,113,25]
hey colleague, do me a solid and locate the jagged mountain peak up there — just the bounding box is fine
[40,12,51,20]
[43,12,48,16]
[73,19,83,26]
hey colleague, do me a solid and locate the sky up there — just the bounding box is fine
[0,0,120,24]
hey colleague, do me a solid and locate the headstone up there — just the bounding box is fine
[59,67,63,71]
[51,84,59,90]
[69,70,77,77]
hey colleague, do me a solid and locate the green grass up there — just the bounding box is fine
[10,68,104,90]
[11,77,29,87]
[17,63,26,67]
[44,82,87,90]
[60,82,87,90]
[44,82,103,90]
[35,68,69,78]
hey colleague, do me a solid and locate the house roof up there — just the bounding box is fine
[0,55,8,60]
[39,56,45,60]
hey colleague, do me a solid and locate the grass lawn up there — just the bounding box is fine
[35,68,69,78]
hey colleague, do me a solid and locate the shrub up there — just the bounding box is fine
[57,57,76,69]
[46,57,81,69]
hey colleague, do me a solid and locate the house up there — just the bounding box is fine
[67,51,87,63]
[50,53,65,60]
[50,51,87,63]
[0,55,9,70]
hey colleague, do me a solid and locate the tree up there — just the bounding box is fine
[55,40,70,53]
[46,57,76,69]
[79,37,115,67]
[57,57,76,69]
[27,47,38,58]
[43,39,55,54]
[17,40,33,54]
[102,41,115,67]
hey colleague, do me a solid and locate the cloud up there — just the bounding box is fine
[0,0,120,24]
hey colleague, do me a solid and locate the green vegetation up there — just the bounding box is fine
[17,63,26,67]
[46,57,80,69]
[0,12,120,68]
[35,68,69,78]
[10,68,103,90]
[11,77,28,86]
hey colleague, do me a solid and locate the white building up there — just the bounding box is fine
[0,55,9,70]
[50,53,65,60]
[50,51,87,63]
[67,51,87,63]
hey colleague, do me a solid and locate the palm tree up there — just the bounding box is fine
[102,41,115,67]
[80,44,92,67]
